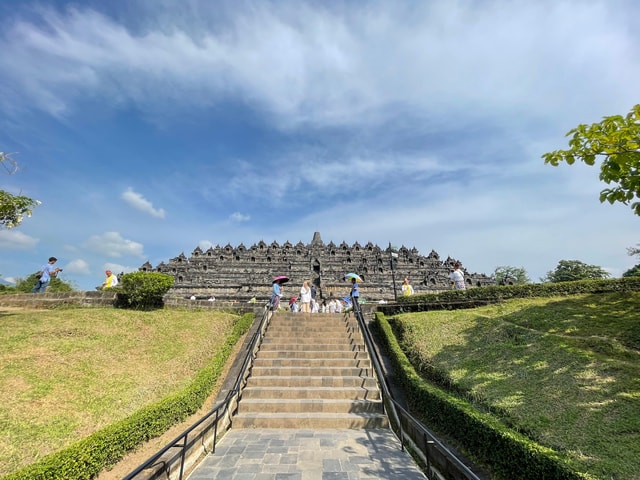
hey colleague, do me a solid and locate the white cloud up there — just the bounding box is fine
[65,258,90,274]
[0,230,39,249]
[83,231,145,258]
[103,263,137,275]
[121,188,166,219]
[1,2,637,129]
[198,240,214,250]
[230,212,250,222]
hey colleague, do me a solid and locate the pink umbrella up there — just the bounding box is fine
[273,275,289,284]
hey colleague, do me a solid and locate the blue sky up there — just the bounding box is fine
[1,0,638,291]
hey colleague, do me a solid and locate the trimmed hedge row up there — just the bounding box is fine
[394,277,640,310]
[4,312,255,480]
[373,312,594,480]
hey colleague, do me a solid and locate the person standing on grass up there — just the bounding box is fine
[449,262,466,290]
[31,257,62,293]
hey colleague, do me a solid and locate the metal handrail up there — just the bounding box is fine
[123,304,272,480]
[353,306,482,480]
[124,303,481,480]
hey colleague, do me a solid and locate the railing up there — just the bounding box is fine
[352,306,482,480]
[124,301,481,480]
[123,304,272,480]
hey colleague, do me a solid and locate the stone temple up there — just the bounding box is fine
[139,232,493,302]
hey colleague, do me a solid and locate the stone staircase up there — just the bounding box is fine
[232,312,388,429]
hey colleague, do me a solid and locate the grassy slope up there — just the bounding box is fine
[393,292,640,480]
[0,307,238,478]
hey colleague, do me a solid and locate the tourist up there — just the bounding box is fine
[290,296,299,312]
[101,270,119,289]
[328,298,336,313]
[271,280,283,311]
[311,298,319,313]
[31,257,62,293]
[300,280,311,313]
[402,277,414,296]
[449,262,466,290]
[335,299,343,314]
[350,277,360,312]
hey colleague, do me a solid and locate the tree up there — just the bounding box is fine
[14,273,74,293]
[623,265,640,278]
[542,104,640,216]
[117,271,174,309]
[623,243,640,277]
[0,152,40,229]
[541,260,610,283]
[492,266,531,285]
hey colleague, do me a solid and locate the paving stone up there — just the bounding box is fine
[186,429,426,480]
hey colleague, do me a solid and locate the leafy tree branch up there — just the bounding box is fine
[542,104,640,215]
[0,152,40,229]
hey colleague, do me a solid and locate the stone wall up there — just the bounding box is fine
[0,292,256,313]
[0,291,117,309]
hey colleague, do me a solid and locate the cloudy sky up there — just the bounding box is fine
[1,0,638,291]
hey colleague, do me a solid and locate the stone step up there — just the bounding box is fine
[238,398,384,414]
[232,310,386,431]
[269,325,362,337]
[251,366,371,377]
[245,375,378,388]
[253,358,371,368]
[257,350,370,360]
[241,386,381,400]
[232,412,389,429]
[258,344,364,352]
[261,337,361,345]
[269,319,359,327]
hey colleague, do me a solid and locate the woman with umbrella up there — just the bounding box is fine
[270,276,288,311]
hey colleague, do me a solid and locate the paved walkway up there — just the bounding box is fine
[187,428,427,480]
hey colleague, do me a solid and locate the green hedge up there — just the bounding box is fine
[373,312,594,480]
[115,272,175,310]
[4,312,255,480]
[394,277,640,310]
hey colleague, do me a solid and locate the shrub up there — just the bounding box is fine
[116,272,174,310]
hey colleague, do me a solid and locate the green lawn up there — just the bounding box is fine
[393,292,640,480]
[0,307,239,478]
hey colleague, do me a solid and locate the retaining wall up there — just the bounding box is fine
[0,291,117,309]
[0,292,256,313]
